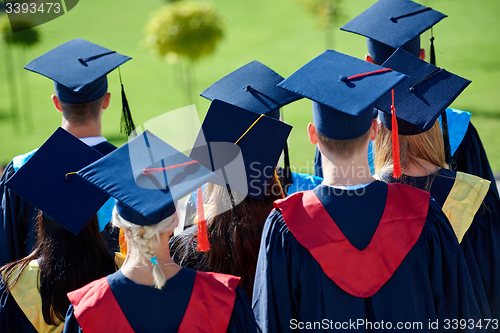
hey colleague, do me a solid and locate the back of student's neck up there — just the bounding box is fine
[401,157,441,177]
[321,153,375,187]
[61,120,102,138]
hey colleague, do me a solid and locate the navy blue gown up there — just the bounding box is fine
[253,182,485,332]
[453,122,499,198]
[384,169,500,324]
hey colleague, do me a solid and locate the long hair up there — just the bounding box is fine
[0,211,117,325]
[375,119,447,177]
[112,207,177,290]
[174,175,283,300]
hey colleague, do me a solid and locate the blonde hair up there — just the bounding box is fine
[374,119,447,177]
[112,207,178,289]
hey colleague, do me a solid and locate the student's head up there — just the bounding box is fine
[372,48,471,177]
[24,38,133,133]
[0,127,119,324]
[52,92,110,125]
[112,207,178,290]
[375,120,446,176]
[277,50,406,167]
[76,130,218,289]
[340,0,446,65]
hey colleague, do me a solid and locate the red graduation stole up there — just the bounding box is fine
[68,271,240,333]
[68,277,134,333]
[178,272,240,332]
[275,183,429,298]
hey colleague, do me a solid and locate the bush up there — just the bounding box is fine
[145,1,224,62]
[0,15,40,47]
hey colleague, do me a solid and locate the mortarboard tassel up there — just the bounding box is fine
[119,228,127,256]
[391,89,402,178]
[119,68,136,137]
[196,187,210,252]
[430,29,436,66]
[282,142,293,195]
[440,110,454,167]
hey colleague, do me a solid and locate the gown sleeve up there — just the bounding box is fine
[62,304,83,333]
[252,209,303,333]
[0,162,38,266]
[226,286,258,333]
[461,190,500,322]
[453,122,499,199]
[419,199,485,329]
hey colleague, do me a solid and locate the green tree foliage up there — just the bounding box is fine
[296,0,344,29]
[295,0,344,48]
[0,16,40,47]
[145,1,224,62]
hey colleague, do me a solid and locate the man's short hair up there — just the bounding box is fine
[316,128,371,160]
[59,95,105,125]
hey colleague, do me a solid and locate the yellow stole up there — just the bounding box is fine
[8,253,125,333]
[8,261,64,333]
[442,172,490,243]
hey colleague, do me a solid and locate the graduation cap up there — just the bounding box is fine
[5,128,111,235]
[376,48,471,135]
[24,38,136,136]
[340,0,447,65]
[277,50,406,140]
[77,130,217,227]
[190,99,292,201]
[201,61,302,192]
[200,60,302,120]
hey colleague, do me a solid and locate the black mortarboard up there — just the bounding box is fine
[200,61,302,120]
[277,50,406,140]
[78,130,217,226]
[376,48,471,135]
[341,0,447,65]
[190,99,292,200]
[24,38,136,135]
[5,128,110,235]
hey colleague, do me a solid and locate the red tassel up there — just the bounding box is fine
[196,187,210,252]
[391,89,402,178]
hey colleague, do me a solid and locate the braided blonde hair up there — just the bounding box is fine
[112,207,178,289]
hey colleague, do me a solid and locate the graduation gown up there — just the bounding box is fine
[453,121,499,199]
[253,182,483,332]
[384,169,500,323]
[0,141,118,266]
[63,268,257,333]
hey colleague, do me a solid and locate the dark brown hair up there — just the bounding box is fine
[0,211,117,325]
[174,176,283,300]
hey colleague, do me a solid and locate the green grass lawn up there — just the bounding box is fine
[0,0,499,174]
